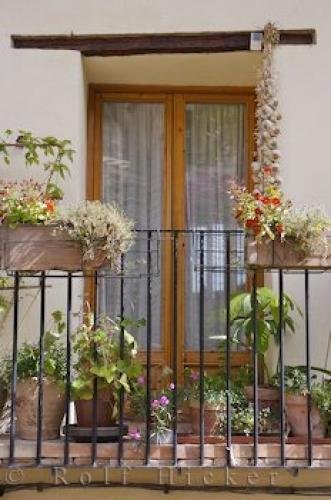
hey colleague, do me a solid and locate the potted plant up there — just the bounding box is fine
[129,371,176,444]
[1,310,67,440]
[283,367,331,438]
[228,287,301,412]
[230,390,276,437]
[184,369,226,436]
[0,130,133,271]
[71,314,142,428]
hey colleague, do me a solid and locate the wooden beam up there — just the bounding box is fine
[11,29,316,56]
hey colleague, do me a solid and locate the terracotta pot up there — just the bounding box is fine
[16,378,65,440]
[75,388,115,427]
[245,386,280,412]
[190,401,224,436]
[0,225,108,271]
[285,394,326,438]
[246,234,331,269]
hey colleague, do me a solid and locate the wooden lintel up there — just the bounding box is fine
[11,29,316,57]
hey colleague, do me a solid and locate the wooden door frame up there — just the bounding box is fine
[87,84,257,372]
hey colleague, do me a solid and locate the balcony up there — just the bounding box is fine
[0,230,330,492]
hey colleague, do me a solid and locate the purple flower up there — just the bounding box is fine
[151,399,159,409]
[169,383,175,390]
[190,371,199,381]
[129,428,141,440]
[137,375,145,385]
[159,395,169,406]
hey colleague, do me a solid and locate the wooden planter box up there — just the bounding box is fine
[245,235,331,269]
[0,225,107,271]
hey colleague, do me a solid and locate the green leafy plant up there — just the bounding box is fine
[0,310,66,389]
[228,287,302,383]
[0,129,74,201]
[311,382,331,423]
[71,314,143,418]
[184,368,226,406]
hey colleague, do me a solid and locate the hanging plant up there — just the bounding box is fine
[229,23,331,267]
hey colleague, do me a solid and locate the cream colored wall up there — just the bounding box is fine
[4,488,331,500]
[0,0,330,375]
[85,52,261,86]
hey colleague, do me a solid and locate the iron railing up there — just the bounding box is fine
[0,229,330,470]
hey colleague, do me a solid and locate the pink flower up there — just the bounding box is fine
[129,429,141,441]
[159,395,169,406]
[151,399,159,409]
[169,383,175,390]
[190,371,199,381]
[137,375,145,385]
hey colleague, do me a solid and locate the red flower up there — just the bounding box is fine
[261,196,270,205]
[44,198,55,213]
[262,165,273,175]
[245,217,261,231]
[254,192,261,201]
[271,197,281,206]
[255,208,263,216]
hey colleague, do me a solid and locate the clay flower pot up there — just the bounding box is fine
[190,400,224,436]
[75,388,115,428]
[245,386,280,412]
[285,393,326,438]
[16,378,65,440]
[246,235,331,269]
[0,225,108,271]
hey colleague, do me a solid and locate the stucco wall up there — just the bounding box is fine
[0,1,330,379]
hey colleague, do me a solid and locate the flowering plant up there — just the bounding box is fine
[229,176,331,254]
[229,167,291,241]
[59,201,134,269]
[0,179,57,227]
[129,368,176,441]
[150,388,174,439]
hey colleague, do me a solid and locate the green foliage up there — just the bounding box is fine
[184,368,227,406]
[71,315,143,413]
[0,310,66,388]
[272,365,331,420]
[229,287,302,354]
[312,382,331,420]
[0,274,11,315]
[0,129,74,200]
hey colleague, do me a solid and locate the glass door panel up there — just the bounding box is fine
[184,102,247,351]
[100,101,165,349]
